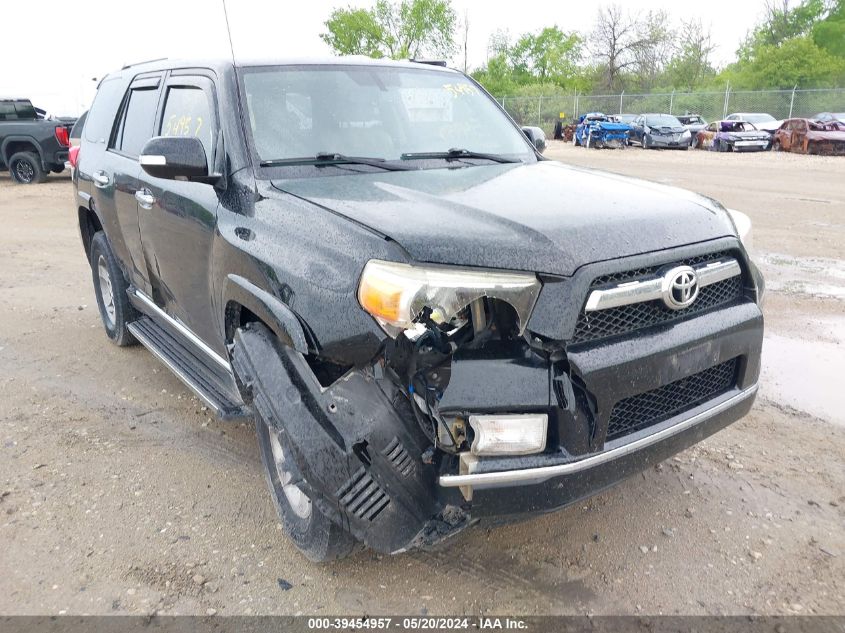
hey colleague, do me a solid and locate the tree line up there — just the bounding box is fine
[321,0,845,95]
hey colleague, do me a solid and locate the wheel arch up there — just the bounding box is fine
[1,136,44,165]
[223,274,310,354]
[77,203,104,262]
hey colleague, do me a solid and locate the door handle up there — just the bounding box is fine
[135,189,156,209]
[92,171,110,187]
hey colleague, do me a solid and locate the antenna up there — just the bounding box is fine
[222,0,237,66]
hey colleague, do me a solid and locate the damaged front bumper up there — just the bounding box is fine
[234,276,763,553]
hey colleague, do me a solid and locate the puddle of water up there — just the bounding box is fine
[761,324,845,425]
[757,252,845,299]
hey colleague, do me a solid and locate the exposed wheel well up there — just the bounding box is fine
[78,207,103,261]
[224,301,262,346]
[224,301,348,388]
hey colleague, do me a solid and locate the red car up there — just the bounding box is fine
[772,118,845,155]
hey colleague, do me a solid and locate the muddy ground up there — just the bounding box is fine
[0,144,843,616]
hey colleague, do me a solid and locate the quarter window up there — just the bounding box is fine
[160,86,214,165]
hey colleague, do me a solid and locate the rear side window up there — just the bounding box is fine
[13,101,37,118]
[84,77,126,143]
[113,87,160,157]
[160,86,214,164]
[0,103,16,120]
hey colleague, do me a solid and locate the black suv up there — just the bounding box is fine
[73,58,764,561]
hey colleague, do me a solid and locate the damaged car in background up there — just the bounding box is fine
[73,57,764,562]
[573,112,632,148]
[772,118,845,155]
[693,120,771,152]
[629,113,691,149]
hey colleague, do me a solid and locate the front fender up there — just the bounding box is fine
[224,274,310,354]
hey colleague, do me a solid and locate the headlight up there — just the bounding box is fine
[357,260,541,337]
[726,208,753,251]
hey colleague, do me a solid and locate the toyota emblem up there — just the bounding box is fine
[661,266,699,310]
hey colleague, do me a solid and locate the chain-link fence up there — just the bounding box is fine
[497,88,845,135]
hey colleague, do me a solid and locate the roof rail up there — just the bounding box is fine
[122,57,168,70]
[409,59,447,67]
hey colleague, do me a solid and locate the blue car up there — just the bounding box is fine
[574,112,632,149]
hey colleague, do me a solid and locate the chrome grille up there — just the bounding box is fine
[572,252,744,344]
[606,358,739,441]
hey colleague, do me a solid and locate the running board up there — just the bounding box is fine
[128,317,250,421]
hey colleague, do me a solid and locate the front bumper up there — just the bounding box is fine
[650,135,690,147]
[442,384,756,517]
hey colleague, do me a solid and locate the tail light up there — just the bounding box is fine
[69,145,80,168]
[55,126,70,147]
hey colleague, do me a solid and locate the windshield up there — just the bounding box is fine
[645,115,682,127]
[241,65,533,165]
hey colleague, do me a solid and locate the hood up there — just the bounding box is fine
[594,121,631,131]
[649,126,686,134]
[271,162,737,277]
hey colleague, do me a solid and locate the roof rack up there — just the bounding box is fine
[409,59,447,67]
[122,57,168,70]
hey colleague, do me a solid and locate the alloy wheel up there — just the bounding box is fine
[268,430,312,519]
[97,255,116,327]
[14,159,34,183]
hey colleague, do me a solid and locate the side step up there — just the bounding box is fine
[128,317,250,420]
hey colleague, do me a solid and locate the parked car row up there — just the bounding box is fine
[568,109,844,155]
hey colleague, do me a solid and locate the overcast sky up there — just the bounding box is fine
[3,0,769,116]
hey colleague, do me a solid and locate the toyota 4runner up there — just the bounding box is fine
[72,58,764,561]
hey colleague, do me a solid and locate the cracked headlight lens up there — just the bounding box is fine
[358,260,541,337]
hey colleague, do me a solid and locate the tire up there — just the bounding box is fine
[773,139,783,152]
[253,407,357,562]
[50,165,66,174]
[718,140,728,152]
[643,135,651,149]
[237,323,358,563]
[8,152,47,184]
[89,232,138,347]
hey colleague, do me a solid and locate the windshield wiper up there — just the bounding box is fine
[260,152,414,171]
[400,148,522,164]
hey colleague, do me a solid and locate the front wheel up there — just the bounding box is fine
[642,135,651,149]
[773,139,783,152]
[253,383,358,562]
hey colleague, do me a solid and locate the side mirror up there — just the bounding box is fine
[139,136,215,182]
[521,126,547,154]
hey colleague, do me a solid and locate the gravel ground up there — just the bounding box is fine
[0,146,843,616]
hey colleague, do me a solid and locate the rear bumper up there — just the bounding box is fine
[441,384,756,517]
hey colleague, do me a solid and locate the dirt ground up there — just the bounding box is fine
[0,145,843,616]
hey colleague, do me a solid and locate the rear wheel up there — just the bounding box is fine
[8,152,46,184]
[89,232,138,346]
